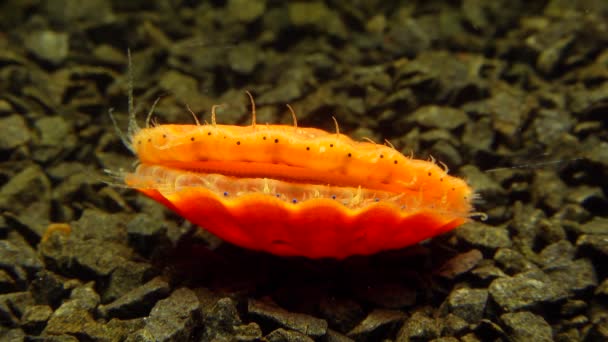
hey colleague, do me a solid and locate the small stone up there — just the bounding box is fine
[493,248,538,275]
[560,299,587,317]
[546,258,597,293]
[409,105,469,130]
[140,288,200,341]
[318,297,365,333]
[436,249,483,279]
[441,313,469,336]
[326,329,354,342]
[347,309,406,340]
[455,222,512,251]
[489,270,567,312]
[354,282,416,309]
[266,328,314,342]
[396,312,439,341]
[0,291,34,325]
[227,43,260,74]
[577,234,608,255]
[0,165,51,211]
[0,115,31,150]
[99,277,170,319]
[103,260,155,302]
[127,214,168,257]
[0,240,43,279]
[24,30,69,65]
[227,0,266,23]
[539,240,575,269]
[248,299,327,338]
[0,270,15,293]
[595,279,608,298]
[471,262,507,281]
[500,311,553,342]
[577,217,608,235]
[447,288,488,323]
[233,322,263,341]
[21,305,52,334]
[201,297,242,340]
[159,70,199,105]
[33,116,76,162]
[29,270,72,307]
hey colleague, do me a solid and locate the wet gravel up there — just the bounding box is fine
[1,1,608,341]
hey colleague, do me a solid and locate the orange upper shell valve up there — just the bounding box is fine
[115,94,474,259]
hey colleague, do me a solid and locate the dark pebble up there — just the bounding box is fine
[248,299,328,338]
[436,249,483,279]
[98,277,170,319]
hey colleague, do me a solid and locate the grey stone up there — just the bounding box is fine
[127,214,168,257]
[493,248,538,275]
[103,260,155,302]
[546,258,597,293]
[318,297,364,333]
[266,328,314,342]
[0,240,43,279]
[577,217,608,235]
[140,288,200,342]
[396,312,439,341]
[0,269,15,293]
[500,311,553,342]
[577,234,608,255]
[409,105,469,130]
[99,277,170,319]
[0,165,51,211]
[447,288,488,323]
[0,115,31,150]
[33,116,77,162]
[21,304,52,334]
[24,30,69,65]
[539,240,576,268]
[489,270,567,311]
[227,0,265,23]
[347,309,405,340]
[0,291,34,326]
[233,322,262,341]
[455,222,512,251]
[440,313,469,336]
[248,299,327,338]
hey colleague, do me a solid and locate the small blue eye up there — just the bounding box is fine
[223,192,229,196]
[331,195,336,199]
[292,199,298,203]
[375,198,380,202]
